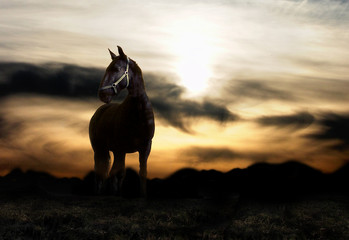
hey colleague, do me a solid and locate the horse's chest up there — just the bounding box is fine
[110,107,152,138]
[100,100,154,152]
[118,109,146,130]
[109,120,149,153]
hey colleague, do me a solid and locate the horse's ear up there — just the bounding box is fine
[108,48,117,60]
[117,46,127,60]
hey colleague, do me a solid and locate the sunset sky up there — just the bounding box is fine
[0,0,349,178]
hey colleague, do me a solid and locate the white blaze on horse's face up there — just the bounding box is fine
[98,47,130,104]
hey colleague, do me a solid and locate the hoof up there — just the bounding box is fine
[94,179,104,195]
[108,175,123,196]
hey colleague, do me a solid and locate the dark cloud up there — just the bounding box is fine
[185,147,240,163]
[151,97,238,132]
[224,80,295,102]
[0,62,102,98]
[183,146,274,164]
[144,74,239,132]
[0,62,238,132]
[307,113,349,151]
[222,77,349,108]
[256,112,315,129]
[144,73,183,99]
[0,116,23,140]
[291,77,349,103]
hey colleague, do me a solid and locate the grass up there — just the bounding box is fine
[0,194,348,240]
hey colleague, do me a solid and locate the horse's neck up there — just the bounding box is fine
[125,92,149,108]
[123,72,150,109]
[121,74,154,131]
[127,71,148,100]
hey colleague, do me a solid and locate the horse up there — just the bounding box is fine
[89,46,155,197]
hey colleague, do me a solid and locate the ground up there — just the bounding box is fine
[0,194,348,240]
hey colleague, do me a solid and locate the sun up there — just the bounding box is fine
[176,38,212,95]
[171,17,215,95]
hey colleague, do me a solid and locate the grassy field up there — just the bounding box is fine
[0,194,348,240]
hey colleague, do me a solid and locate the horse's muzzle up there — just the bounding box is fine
[98,90,113,104]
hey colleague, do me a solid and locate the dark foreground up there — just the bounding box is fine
[0,194,348,240]
[0,161,348,239]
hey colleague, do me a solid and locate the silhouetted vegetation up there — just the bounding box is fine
[0,193,347,239]
[0,162,348,239]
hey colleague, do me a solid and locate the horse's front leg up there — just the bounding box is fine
[94,150,111,195]
[109,152,126,196]
[139,140,152,197]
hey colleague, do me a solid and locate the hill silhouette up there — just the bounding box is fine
[0,161,348,199]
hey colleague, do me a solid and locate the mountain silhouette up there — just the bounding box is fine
[223,161,326,199]
[0,161,347,199]
[0,168,81,197]
[328,162,349,193]
[146,161,330,199]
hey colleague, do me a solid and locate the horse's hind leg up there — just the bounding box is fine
[139,140,152,197]
[94,150,110,194]
[109,152,126,196]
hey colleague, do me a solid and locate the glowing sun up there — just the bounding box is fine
[171,17,215,95]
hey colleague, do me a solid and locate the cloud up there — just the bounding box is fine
[144,73,239,132]
[0,62,102,98]
[256,112,315,129]
[184,147,240,163]
[223,80,296,103]
[0,62,238,132]
[0,96,94,177]
[0,116,23,140]
[183,146,274,164]
[151,97,238,132]
[220,77,349,112]
[307,113,349,151]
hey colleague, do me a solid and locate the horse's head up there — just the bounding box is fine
[99,46,131,103]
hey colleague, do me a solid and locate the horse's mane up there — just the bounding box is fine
[131,59,141,74]
[130,59,145,88]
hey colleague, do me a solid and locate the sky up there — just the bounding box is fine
[0,0,349,178]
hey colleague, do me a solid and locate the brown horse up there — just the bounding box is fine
[89,46,155,196]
